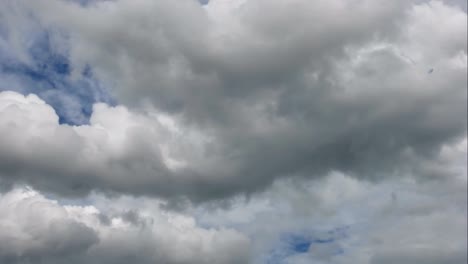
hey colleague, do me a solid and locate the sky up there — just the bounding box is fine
[0,0,466,263]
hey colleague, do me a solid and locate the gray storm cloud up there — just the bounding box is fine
[0,0,466,204]
[0,1,466,263]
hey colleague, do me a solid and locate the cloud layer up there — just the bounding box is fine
[0,0,466,203]
[0,0,466,263]
[0,187,250,264]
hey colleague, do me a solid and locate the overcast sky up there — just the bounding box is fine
[0,0,466,263]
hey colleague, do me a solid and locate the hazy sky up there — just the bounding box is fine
[0,0,466,263]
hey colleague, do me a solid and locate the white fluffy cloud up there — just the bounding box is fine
[0,187,250,264]
[0,90,222,200]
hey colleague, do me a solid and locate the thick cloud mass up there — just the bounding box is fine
[0,0,466,202]
[0,1,466,262]
[0,188,250,264]
[0,91,210,199]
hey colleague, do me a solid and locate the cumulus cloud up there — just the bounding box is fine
[195,166,467,263]
[0,187,250,264]
[0,90,212,200]
[0,165,465,263]
[0,0,466,203]
[0,0,466,262]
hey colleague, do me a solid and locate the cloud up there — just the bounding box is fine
[15,0,465,193]
[0,1,466,262]
[0,1,467,204]
[2,165,464,264]
[0,187,250,264]
[0,189,98,263]
[0,90,199,199]
[1,81,465,203]
[0,88,465,263]
[194,167,466,263]
[370,249,467,264]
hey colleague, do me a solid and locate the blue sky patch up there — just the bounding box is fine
[263,227,349,264]
[0,29,114,125]
[289,234,312,253]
